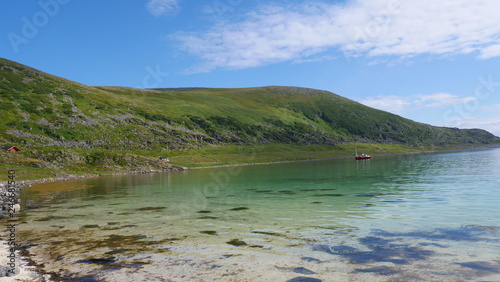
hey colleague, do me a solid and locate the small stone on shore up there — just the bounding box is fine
[0,266,20,277]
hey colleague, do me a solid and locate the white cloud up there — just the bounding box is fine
[360,95,411,114]
[452,115,500,136]
[360,92,477,114]
[146,0,180,16]
[174,0,500,72]
[414,93,477,108]
[479,44,500,59]
[360,93,500,135]
[480,104,500,111]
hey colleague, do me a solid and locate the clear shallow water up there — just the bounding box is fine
[15,148,500,281]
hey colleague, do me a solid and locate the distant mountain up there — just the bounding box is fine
[1,58,499,175]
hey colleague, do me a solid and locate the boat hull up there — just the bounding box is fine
[355,156,372,160]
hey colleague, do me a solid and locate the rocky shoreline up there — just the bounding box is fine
[3,165,188,186]
[0,165,188,281]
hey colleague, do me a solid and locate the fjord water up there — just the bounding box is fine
[18,148,500,281]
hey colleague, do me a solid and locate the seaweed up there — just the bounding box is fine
[252,231,286,237]
[136,206,167,211]
[34,215,67,222]
[81,225,100,229]
[226,239,247,246]
[229,207,249,211]
[77,257,116,264]
[105,249,128,255]
[200,231,217,235]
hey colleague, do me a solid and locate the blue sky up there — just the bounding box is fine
[1,0,500,136]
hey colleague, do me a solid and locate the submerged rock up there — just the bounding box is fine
[81,224,100,229]
[229,207,249,211]
[301,257,320,262]
[136,206,166,211]
[200,231,217,235]
[197,216,218,219]
[226,239,247,246]
[77,257,116,264]
[196,210,212,213]
[293,267,317,274]
[287,277,322,282]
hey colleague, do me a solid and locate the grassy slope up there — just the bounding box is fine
[1,58,499,179]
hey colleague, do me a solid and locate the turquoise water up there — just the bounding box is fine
[16,148,500,281]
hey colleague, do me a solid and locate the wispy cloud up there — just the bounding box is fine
[359,93,500,135]
[480,104,500,111]
[414,93,477,108]
[360,95,411,115]
[454,115,500,136]
[146,0,180,16]
[360,92,477,114]
[478,44,500,59]
[174,0,500,72]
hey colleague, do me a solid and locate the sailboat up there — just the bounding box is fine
[355,149,372,160]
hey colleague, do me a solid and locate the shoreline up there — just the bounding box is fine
[189,145,498,169]
[2,145,499,189]
[1,145,499,281]
[0,166,189,189]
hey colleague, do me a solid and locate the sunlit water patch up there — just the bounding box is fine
[10,148,500,281]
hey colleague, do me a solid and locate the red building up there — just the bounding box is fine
[1,146,21,152]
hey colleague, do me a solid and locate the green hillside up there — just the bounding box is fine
[1,58,499,179]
